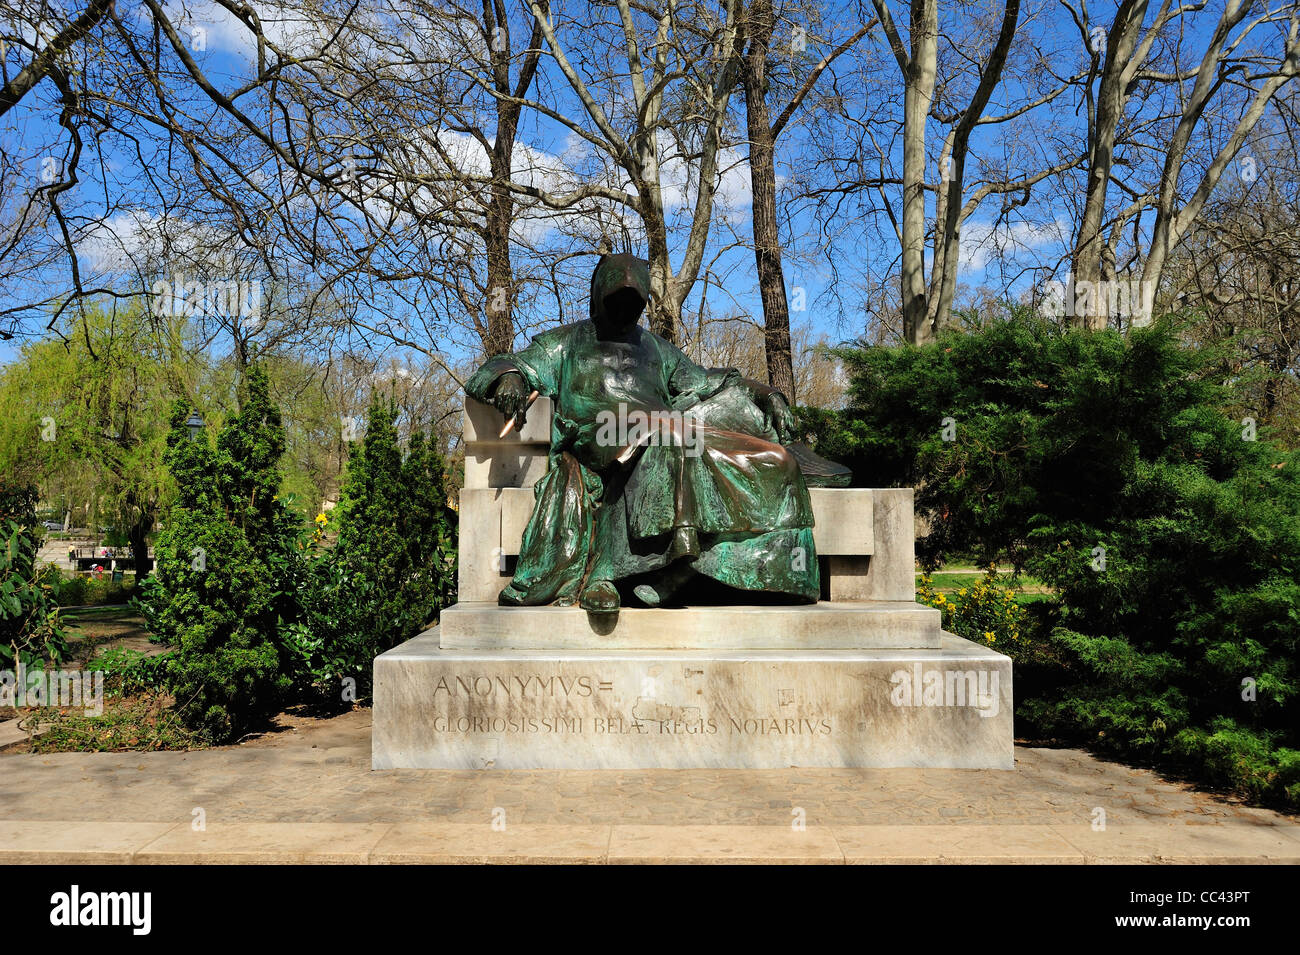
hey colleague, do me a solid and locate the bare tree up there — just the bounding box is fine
[738,0,869,399]
[809,0,1076,343]
[872,0,936,344]
[1139,2,1300,313]
[1065,0,1299,329]
[1169,133,1300,439]
[523,0,746,343]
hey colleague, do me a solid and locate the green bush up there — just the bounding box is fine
[290,395,456,700]
[814,313,1300,806]
[0,483,69,667]
[55,572,87,607]
[54,568,136,607]
[137,366,299,741]
[88,646,172,697]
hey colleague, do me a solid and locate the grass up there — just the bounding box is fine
[54,573,138,608]
[919,569,1051,594]
[61,604,138,617]
[57,607,160,667]
[14,694,206,753]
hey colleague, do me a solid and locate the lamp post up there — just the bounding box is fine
[185,411,205,442]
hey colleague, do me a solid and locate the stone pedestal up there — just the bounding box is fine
[372,606,1013,770]
[439,600,942,649]
[381,404,1012,772]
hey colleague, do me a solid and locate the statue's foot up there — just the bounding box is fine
[632,562,695,607]
[670,525,700,559]
[497,585,526,606]
[579,579,620,613]
[632,583,667,607]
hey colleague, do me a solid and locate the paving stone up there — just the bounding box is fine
[370,823,610,864]
[608,825,842,864]
[835,824,1085,864]
[0,821,179,864]
[1050,824,1300,864]
[133,822,392,864]
[3,709,1298,863]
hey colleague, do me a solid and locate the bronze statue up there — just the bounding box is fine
[466,253,847,613]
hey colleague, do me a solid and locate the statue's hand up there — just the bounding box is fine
[492,372,531,426]
[758,388,795,443]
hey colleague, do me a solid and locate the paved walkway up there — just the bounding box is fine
[2,709,1296,863]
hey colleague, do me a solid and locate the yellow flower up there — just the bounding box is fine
[315,512,328,525]
[984,631,996,642]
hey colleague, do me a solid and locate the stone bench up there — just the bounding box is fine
[458,397,916,604]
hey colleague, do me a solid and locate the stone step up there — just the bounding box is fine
[372,630,1012,770]
[6,821,1299,864]
[438,600,942,650]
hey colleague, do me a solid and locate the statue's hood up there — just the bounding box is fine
[589,253,651,322]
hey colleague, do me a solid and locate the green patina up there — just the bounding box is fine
[466,253,840,613]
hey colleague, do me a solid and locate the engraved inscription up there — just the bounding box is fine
[425,673,834,738]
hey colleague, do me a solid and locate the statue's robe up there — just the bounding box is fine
[465,320,819,605]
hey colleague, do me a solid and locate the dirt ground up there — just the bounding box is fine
[0,610,159,723]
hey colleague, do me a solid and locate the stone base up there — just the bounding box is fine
[439,600,942,649]
[372,629,1013,770]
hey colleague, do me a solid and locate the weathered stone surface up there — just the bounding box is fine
[0,821,180,864]
[133,822,392,865]
[808,488,873,555]
[1050,824,1300,865]
[867,488,917,600]
[456,489,504,602]
[370,823,610,864]
[607,824,842,864]
[439,600,942,650]
[464,395,554,444]
[464,449,550,491]
[463,397,554,490]
[828,488,916,601]
[495,486,877,558]
[372,631,1012,770]
[7,713,1300,864]
[835,824,1085,864]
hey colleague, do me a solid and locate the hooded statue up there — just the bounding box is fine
[465,252,845,614]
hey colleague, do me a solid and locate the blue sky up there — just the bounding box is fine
[0,0,1280,370]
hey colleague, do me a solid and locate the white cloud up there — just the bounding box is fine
[658,146,753,212]
[957,218,1068,273]
[77,210,250,280]
[146,1,330,62]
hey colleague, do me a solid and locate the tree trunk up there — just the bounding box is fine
[1072,0,1148,330]
[479,1,547,356]
[901,0,937,346]
[1139,6,1298,317]
[741,0,796,401]
[483,149,515,356]
[926,0,1021,332]
[644,203,676,342]
[128,511,153,581]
